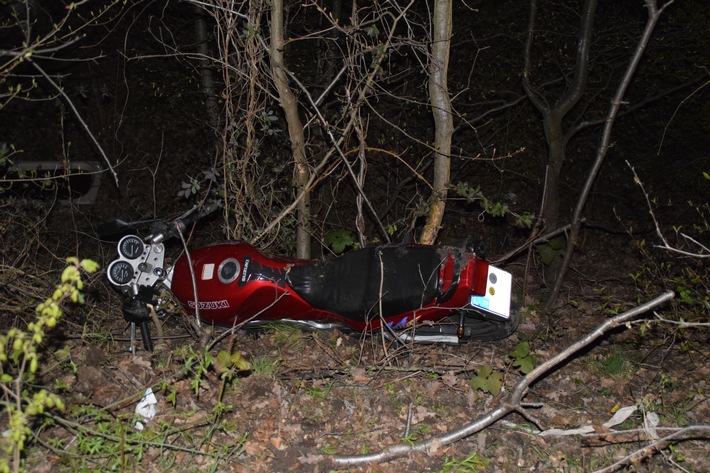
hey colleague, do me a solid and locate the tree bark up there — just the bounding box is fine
[523,0,597,284]
[194,5,219,140]
[270,0,311,258]
[420,0,453,245]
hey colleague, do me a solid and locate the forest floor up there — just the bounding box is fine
[12,226,708,473]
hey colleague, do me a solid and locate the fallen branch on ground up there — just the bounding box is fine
[591,425,710,473]
[305,291,675,467]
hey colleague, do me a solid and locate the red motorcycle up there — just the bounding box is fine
[103,204,518,352]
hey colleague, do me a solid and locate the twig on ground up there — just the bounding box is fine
[591,425,710,473]
[306,291,675,467]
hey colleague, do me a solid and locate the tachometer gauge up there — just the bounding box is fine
[108,260,136,286]
[118,235,145,260]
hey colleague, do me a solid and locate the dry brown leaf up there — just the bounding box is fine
[269,436,288,450]
[350,367,372,384]
[244,440,265,456]
[600,377,616,388]
[441,370,458,388]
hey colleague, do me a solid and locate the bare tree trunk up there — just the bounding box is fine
[420,0,453,245]
[194,5,219,140]
[270,0,311,258]
[545,0,674,309]
[523,0,597,284]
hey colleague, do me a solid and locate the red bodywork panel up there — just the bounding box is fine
[169,241,489,331]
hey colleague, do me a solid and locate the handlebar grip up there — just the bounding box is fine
[172,201,221,235]
[139,321,154,352]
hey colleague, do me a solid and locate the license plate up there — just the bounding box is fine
[470,265,512,319]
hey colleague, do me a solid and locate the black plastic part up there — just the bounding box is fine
[122,297,151,323]
[459,307,519,341]
[139,321,154,352]
[97,219,134,238]
[458,237,485,259]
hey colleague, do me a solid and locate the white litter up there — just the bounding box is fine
[644,411,660,439]
[540,405,639,437]
[134,387,158,431]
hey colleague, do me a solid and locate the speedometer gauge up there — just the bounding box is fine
[118,235,145,260]
[108,260,136,285]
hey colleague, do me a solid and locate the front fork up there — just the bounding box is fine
[122,294,154,353]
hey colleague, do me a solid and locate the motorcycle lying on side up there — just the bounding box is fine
[102,204,519,352]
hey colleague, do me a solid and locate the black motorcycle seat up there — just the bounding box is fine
[286,245,448,321]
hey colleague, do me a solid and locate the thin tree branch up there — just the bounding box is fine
[627,160,710,258]
[557,0,597,115]
[522,0,547,112]
[305,291,674,467]
[566,74,707,141]
[272,66,391,244]
[28,59,119,188]
[492,218,586,265]
[658,74,710,154]
[255,1,416,245]
[0,34,85,59]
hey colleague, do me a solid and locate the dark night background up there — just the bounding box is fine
[2,0,707,243]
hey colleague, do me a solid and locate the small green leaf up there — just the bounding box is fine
[231,351,252,371]
[509,341,536,374]
[516,357,535,374]
[477,364,493,377]
[536,244,556,265]
[323,228,355,255]
[80,259,100,273]
[487,372,503,394]
[166,388,177,407]
[470,364,503,395]
[511,341,530,358]
[215,350,231,374]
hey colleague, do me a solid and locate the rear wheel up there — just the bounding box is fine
[390,308,519,344]
[458,307,519,341]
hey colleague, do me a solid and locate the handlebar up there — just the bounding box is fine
[176,200,221,233]
[146,201,221,244]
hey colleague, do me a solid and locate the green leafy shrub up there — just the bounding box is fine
[0,258,98,473]
[450,181,534,227]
